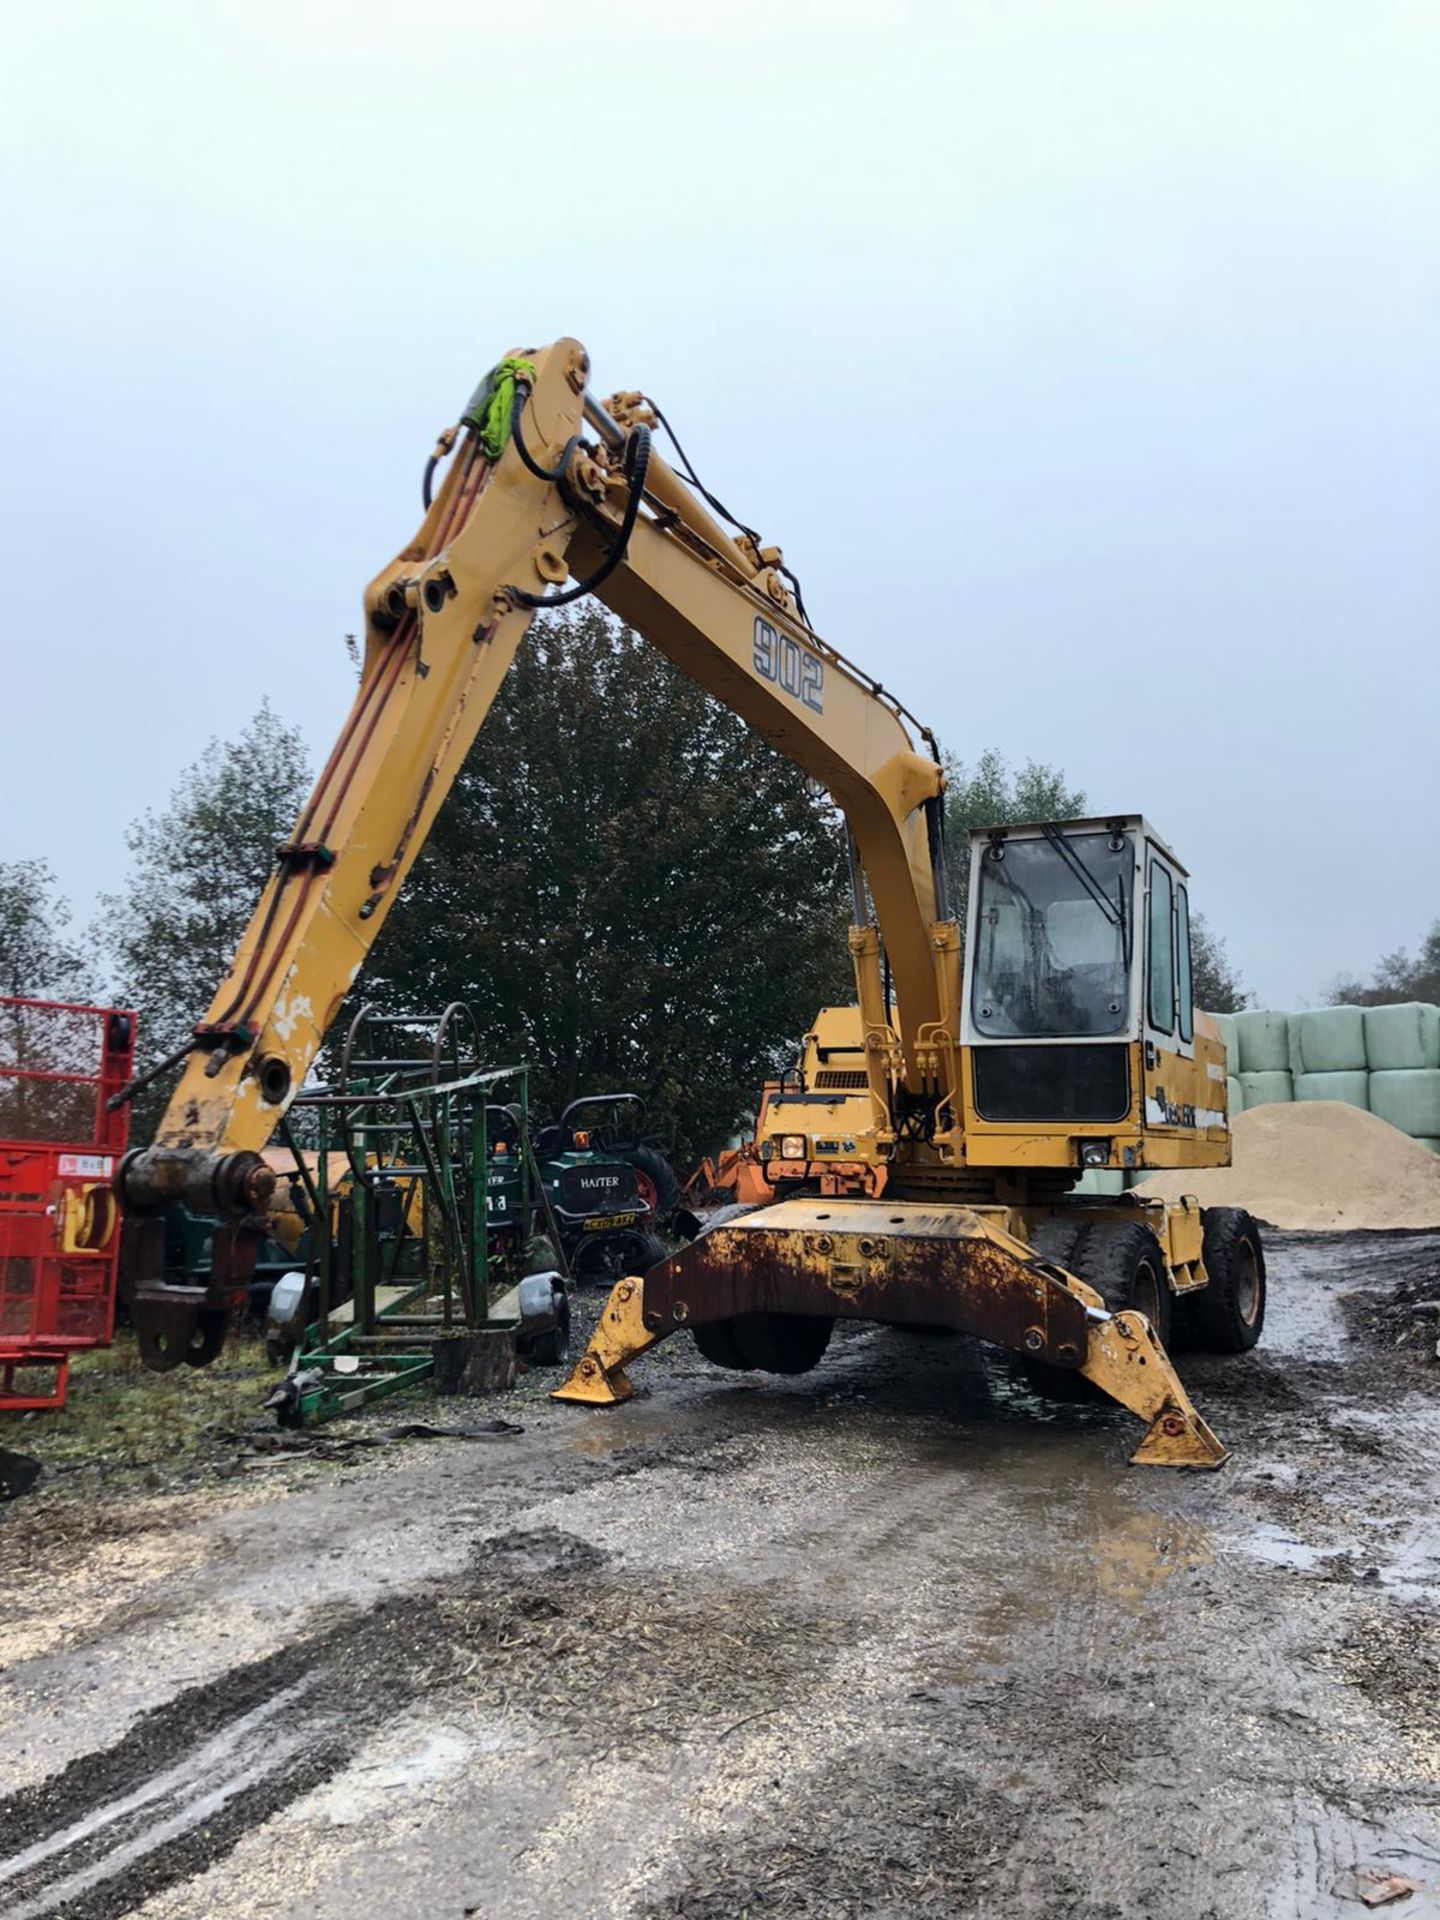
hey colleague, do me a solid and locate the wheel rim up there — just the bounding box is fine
[1132,1261,1164,1327]
[632,1167,660,1213]
[1234,1240,1261,1325]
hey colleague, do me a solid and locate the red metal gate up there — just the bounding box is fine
[0,995,136,1410]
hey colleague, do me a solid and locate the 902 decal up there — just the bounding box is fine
[753,616,823,714]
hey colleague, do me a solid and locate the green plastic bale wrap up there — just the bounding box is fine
[1363,1003,1440,1072]
[1235,1010,1290,1075]
[1368,1069,1440,1139]
[1288,1006,1368,1076]
[1417,1138,1440,1155]
[1075,1169,1126,1195]
[1293,1070,1370,1109]
[1227,1074,1244,1116]
[1209,1011,1240,1072]
[1239,1069,1293,1107]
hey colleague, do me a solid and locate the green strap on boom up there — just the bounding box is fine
[461,356,538,461]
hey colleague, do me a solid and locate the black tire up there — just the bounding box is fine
[1071,1218,1174,1346]
[1017,1217,1097,1402]
[694,1311,834,1375]
[686,1204,832,1376]
[569,1229,665,1286]
[685,1207,754,1365]
[620,1230,667,1273]
[623,1144,682,1217]
[1018,1218,1175,1402]
[1184,1208,1266,1353]
[691,1318,748,1369]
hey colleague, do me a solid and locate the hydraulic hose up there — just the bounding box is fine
[507,420,651,611]
[509,386,580,485]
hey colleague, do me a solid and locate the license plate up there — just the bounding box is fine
[582,1213,638,1232]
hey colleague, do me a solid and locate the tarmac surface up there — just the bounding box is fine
[2,1229,1439,1919]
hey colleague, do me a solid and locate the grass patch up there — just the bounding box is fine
[6,1329,277,1495]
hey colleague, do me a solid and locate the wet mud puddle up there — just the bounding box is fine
[2,1232,1440,1919]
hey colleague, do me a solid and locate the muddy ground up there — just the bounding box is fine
[2,1230,1440,1920]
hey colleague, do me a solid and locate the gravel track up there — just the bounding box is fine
[2,1231,1439,1919]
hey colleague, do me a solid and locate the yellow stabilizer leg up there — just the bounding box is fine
[1081,1309,1228,1469]
[552,1275,666,1406]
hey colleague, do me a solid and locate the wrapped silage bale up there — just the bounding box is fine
[1227,1074,1244,1116]
[1240,1069,1293,1107]
[1075,1168,1126,1195]
[1368,1069,1440,1140]
[1363,1002,1440,1072]
[1235,1010,1290,1075]
[1289,1006,1367,1076]
[1293,1070,1370,1109]
[1417,1139,1440,1155]
[1209,1011,1240,1070]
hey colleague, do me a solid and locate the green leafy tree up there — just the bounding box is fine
[0,862,104,1137]
[100,702,312,1132]
[1189,911,1249,1013]
[362,608,852,1163]
[1329,923,1440,1006]
[0,860,99,1003]
[942,748,1088,940]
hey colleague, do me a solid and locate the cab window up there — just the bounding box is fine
[971,831,1133,1039]
[1176,884,1194,1043]
[1147,863,1174,1033]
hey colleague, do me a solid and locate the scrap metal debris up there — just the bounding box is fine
[1335,1868,1421,1907]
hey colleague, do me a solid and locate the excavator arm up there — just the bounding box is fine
[117,338,958,1356]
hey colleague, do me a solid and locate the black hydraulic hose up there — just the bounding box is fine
[105,1038,199,1113]
[507,422,651,611]
[779,564,812,630]
[925,795,953,922]
[643,394,816,632]
[422,426,459,509]
[509,385,580,484]
[422,450,441,509]
[642,397,761,545]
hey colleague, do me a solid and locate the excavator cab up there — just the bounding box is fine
[960,816,1230,1183]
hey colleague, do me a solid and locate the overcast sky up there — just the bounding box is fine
[2,0,1436,1009]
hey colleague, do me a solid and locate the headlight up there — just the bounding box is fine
[780,1134,807,1161]
[1080,1141,1110,1169]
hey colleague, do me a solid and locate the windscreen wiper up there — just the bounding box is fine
[1039,823,1125,941]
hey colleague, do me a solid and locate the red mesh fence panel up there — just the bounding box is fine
[0,997,137,1398]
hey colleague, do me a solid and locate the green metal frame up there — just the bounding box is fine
[278,1043,547,1426]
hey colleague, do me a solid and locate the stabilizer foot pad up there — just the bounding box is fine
[552,1274,661,1407]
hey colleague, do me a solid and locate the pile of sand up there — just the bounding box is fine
[1134,1101,1440,1232]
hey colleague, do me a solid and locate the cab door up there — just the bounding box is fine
[1142,847,1196,1131]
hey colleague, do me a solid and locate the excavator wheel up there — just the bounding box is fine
[1018,1218,1173,1402]
[1073,1219,1174,1347]
[693,1311,834,1376]
[683,1201,835,1375]
[1178,1208,1266,1354]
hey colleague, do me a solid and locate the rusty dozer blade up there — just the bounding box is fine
[553,1198,1226,1469]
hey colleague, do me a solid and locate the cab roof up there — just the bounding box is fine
[965,815,1185,874]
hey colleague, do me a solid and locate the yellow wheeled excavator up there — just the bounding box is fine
[115,338,1263,1467]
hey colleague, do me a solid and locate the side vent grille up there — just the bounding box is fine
[814,1070,869,1091]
